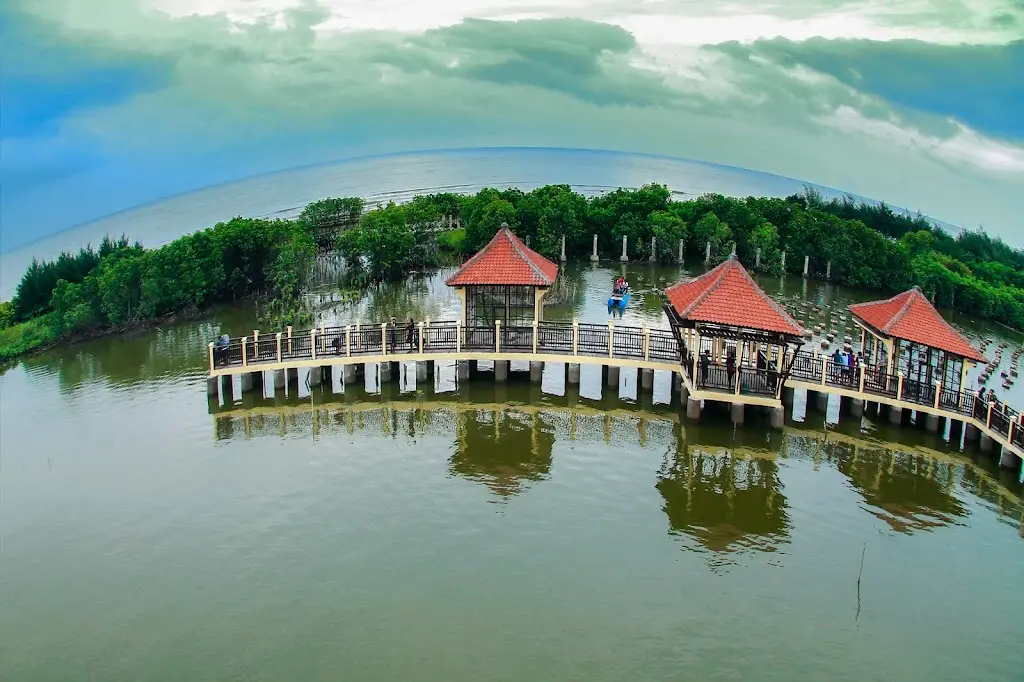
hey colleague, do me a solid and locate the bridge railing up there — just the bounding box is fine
[900,377,935,408]
[535,322,573,354]
[789,352,822,383]
[649,329,680,362]
[938,387,976,417]
[739,367,778,397]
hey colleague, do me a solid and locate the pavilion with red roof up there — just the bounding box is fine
[848,286,983,395]
[664,254,806,397]
[446,223,559,326]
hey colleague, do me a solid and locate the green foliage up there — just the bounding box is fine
[299,197,364,251]
[0,314,60,361]
[437,228,468,254]
[0,301,14,330]
[646,210,687,263]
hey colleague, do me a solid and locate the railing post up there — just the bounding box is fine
[381,323,388,355]
[607,322,615,358]
[858,364,866,393]
[345,326,351,356]
[532,320,539,354]
[934,381,942,410]
[495,320,501,353]
[897,372,905,400]
[311,329,317,360]
[986,402,993,428]
[208,343,215,374]
[642,325,650,362]
[241,336,248,366]
[418,322,424,354]
[276,333,282,362]
[456,320,462,353]
[424,317,431,349]
[820,357,827,386]
[572,318,579,355]
[286,326,293,355]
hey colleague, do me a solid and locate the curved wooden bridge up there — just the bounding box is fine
[207,318,1023,480]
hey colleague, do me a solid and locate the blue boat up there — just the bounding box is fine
[608,289,631,312]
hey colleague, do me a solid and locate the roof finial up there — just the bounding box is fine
[728,251,737,261]
[500,222,509,229]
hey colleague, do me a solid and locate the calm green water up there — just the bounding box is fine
[2,262,1023,682]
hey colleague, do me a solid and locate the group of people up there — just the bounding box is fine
[832,347,862,384]
[612,277,630,295]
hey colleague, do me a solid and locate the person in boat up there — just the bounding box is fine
[613,277,625,295]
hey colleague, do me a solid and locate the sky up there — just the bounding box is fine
[2,0,1023,250]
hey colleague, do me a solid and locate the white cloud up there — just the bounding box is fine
[818,106,1024,173]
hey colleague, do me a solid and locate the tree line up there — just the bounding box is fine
[3,184,1022,362]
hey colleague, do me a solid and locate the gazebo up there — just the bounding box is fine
[848,286,984,397]
[446,223,558,327]
[663,255,806,399]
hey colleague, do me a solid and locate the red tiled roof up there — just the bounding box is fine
[446,224,558,287]
[848,287,984,361]
[664,256,805,336]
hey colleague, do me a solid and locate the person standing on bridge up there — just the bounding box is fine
[405,317,417,352]
[388,317,397,354]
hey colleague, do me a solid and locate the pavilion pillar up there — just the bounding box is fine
[591,234,599,262]
[529,361,543,384]
[888,405,904,425]
[641,368,654,392]
[686,396,702,421]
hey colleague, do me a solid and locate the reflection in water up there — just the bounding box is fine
[657,447,789,557]
[450,409,554,498]
[211,397,1024,543]
[825,441,967,533]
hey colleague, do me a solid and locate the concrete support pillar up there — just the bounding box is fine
[850,399,864,417]
[782,386,795,406]
[239,373,253,396]
[781,250,787,272]
[812,391,828,413]
[754,247,761,270]
[769,406,785,429]
[650,236,657,262]
[1000,448,1019,470]
[494,360,509,382]
[567,363,581,385]
[640,368,654,391]
[730,403,744,425]
[469,360,479,376]
[529,361,543,384]
[888,405,904,426]
[380,362,393,384]
[416,361,428,382]
[678,239,684,264]
[206,376,218,397]
[308,366,322,387]
[826,261,832,280]
[457,360,470,381]
[321,366,332,386]
[286,367,299,385]
[964,423,980,442]
[560,234,567,263]
[343,364,357,385]
[686,396,702,422]
[605,365,620,388]
[705,241,711,264]
[803,255,809,278]
[979,434,993,453]
[620,235,629,262]
[925,413,940,433]
[273,369,285,390]
[221,375,234,401]
[591,234,600,262]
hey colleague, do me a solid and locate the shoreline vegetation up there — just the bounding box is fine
[2,185,1022,363]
